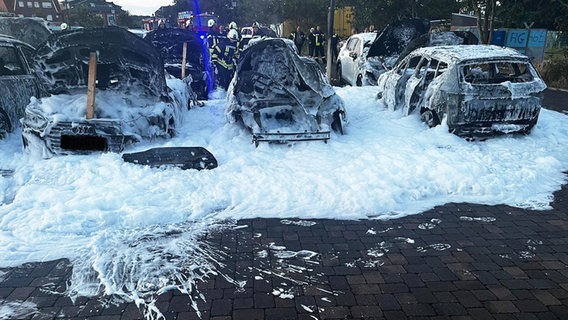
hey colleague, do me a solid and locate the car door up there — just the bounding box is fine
[379,55,421,111]
[0,43,39,135]
[403,56,429,115]
[342,37,360,85]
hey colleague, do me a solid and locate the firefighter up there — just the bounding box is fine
[206,19,221,88]
[308,27,315,57]
[206,19,220,62]
[289,26,305,55]
[313,25,326,64]
[215,29,240,90]
[228,21,243,60]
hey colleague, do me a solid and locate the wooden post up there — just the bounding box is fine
[181,42,187,79]
[86,52,97,119]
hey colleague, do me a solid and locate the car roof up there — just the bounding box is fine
[410,45,529,63]
[352,32,377,43]
[0,33,35,49]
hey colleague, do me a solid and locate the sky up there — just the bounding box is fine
[112,0,174,16]
[1,83,567,318]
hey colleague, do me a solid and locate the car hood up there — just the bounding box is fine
[32,26,168,97]
[367,18,431,59]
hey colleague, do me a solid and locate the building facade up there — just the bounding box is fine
[1,0,62,22]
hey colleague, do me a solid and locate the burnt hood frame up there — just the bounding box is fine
[32,26,168,97]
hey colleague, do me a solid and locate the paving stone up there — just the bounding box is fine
[1,182,567,320]
[232,309,264,320]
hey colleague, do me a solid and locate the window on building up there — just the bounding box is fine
[34,2,40,8]
[18,1,24,7]
[42,1,52,8]
[26,1,32,7]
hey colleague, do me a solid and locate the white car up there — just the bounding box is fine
[336,32,379,86]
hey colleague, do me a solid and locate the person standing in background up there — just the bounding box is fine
[313,25,326,64]
[308,27,316,57]
[290,26,306,55]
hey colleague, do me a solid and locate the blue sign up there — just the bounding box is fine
[506,29,528,47]
[528,29,547,47]
[492,30,506,46]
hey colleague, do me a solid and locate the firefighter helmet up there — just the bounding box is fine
[208,19,216,28]
[228,29,239,41]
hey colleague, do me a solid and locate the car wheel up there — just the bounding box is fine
[356,74,363,87]
[0,108,11,139]
[420,108,440,128]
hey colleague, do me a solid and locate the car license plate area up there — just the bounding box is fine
[60,134,107,151]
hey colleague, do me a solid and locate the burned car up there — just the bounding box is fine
[22,27,190,156]
[0,34,41,138]
[336,18,430,87]
[227,38,345,145]
[377,45,547,137]
[144,27,210,100]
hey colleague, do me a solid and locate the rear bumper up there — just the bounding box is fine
[253,131,330,144]
[447,95,542,137]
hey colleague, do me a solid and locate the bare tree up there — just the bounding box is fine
[470,0,496,44]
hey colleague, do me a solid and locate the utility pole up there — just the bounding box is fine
[326,0,335,82]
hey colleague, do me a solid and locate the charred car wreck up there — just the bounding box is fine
[377,45,547,137]
[226,38,346,145]
[0,34,41,138]
[145,27,211,100]
[22,27,190,156]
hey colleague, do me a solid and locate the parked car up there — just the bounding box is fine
[0,34,41,138]
[145,27,211,99]
[21,27,190,156]
[227,38,345,146]
[376,45,547,137]
[336,32,378,86]
[337,18,430,86]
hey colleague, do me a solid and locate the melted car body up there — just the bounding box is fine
[21,27,189,156]
[377,45,547,137]
[0,34,40,138]
[145,28,210,100]
[227,38,345,145]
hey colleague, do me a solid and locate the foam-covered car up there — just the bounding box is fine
[227,38,345,145]
[21,27,191,156]
[377,45,547,137]
[0,34,40,138]
[145,27,210,100]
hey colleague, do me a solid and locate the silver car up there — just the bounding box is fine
[377,45,547,137]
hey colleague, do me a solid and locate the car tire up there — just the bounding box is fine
[420,108,440,128]
[0,108,11,139]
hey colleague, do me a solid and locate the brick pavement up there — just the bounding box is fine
[1,92,567,319]
[1,181,567,319]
